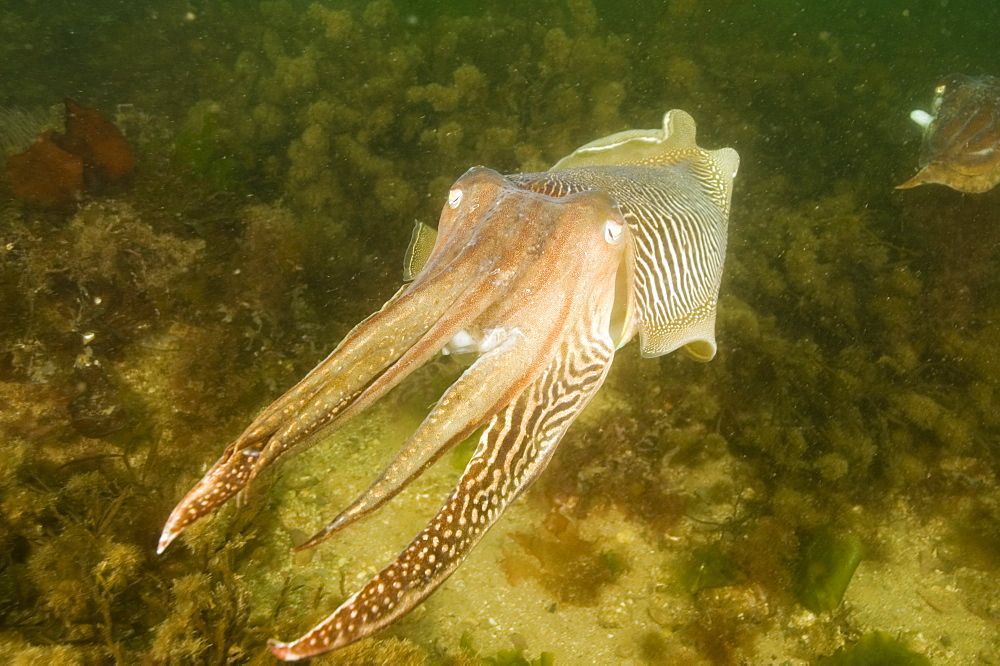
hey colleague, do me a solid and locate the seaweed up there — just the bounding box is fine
[460,631,556,666]
[173,101,245,191]
[680,544,746,594]
[501,512,625,606]
[795,527,864,613]
[818,631,931,666]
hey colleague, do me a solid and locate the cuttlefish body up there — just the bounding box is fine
[898,74,1000,193]
[159,110,739,661]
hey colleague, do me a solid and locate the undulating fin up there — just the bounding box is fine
[897,74,1000,193]
[270,317,616,661]
[402,220,438,281]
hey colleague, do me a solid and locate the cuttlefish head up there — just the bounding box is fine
[413,166,633,354]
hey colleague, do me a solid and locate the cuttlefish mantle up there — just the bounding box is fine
[159,109,739,661]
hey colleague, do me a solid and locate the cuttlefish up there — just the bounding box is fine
[159,110,739,661]
[897,74,1000,193]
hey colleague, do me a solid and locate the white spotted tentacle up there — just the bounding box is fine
[269,324,616,661]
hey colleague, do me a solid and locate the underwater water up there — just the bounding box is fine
[1,0,999,663]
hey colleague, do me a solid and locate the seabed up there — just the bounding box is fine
[1,1,999,663]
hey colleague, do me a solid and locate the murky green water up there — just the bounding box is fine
[1,1,999,663]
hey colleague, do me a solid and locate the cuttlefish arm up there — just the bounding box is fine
[270,306,617,660]
[268,174,628,658]
[293,332,531,551]
[158,271,490,553]
[295,186,631,550]
[158,169,538,553]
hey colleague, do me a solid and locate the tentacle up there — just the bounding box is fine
[295,330,537,550]
[241,169,508,444]
[244,211,482,444]
[269,320,616,660]
[243,262,477,452]
[238,287,409,442]
[251,263,515,474]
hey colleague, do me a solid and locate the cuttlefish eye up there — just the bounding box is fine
[448,187,463,209]
[603,218,624,245]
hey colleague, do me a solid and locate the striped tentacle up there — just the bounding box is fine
[294,331,535,551]
[269,314,616,660]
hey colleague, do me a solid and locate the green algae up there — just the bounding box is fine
[680,544,746,594]
[173,101,245,191]
[460,631,556,666]
[501,515,624,606]
[795,527,864,613]
[818,631,931,666]
[481,650,555,666]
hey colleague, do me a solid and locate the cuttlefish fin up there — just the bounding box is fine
[295,331,534,551]
[269,328,616,660]
[549,110,698,169]
[551,108,739,219]
[552,110,735,179]
[895,163,995,193]
[403,220,438,282]
[895,166,939,190]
